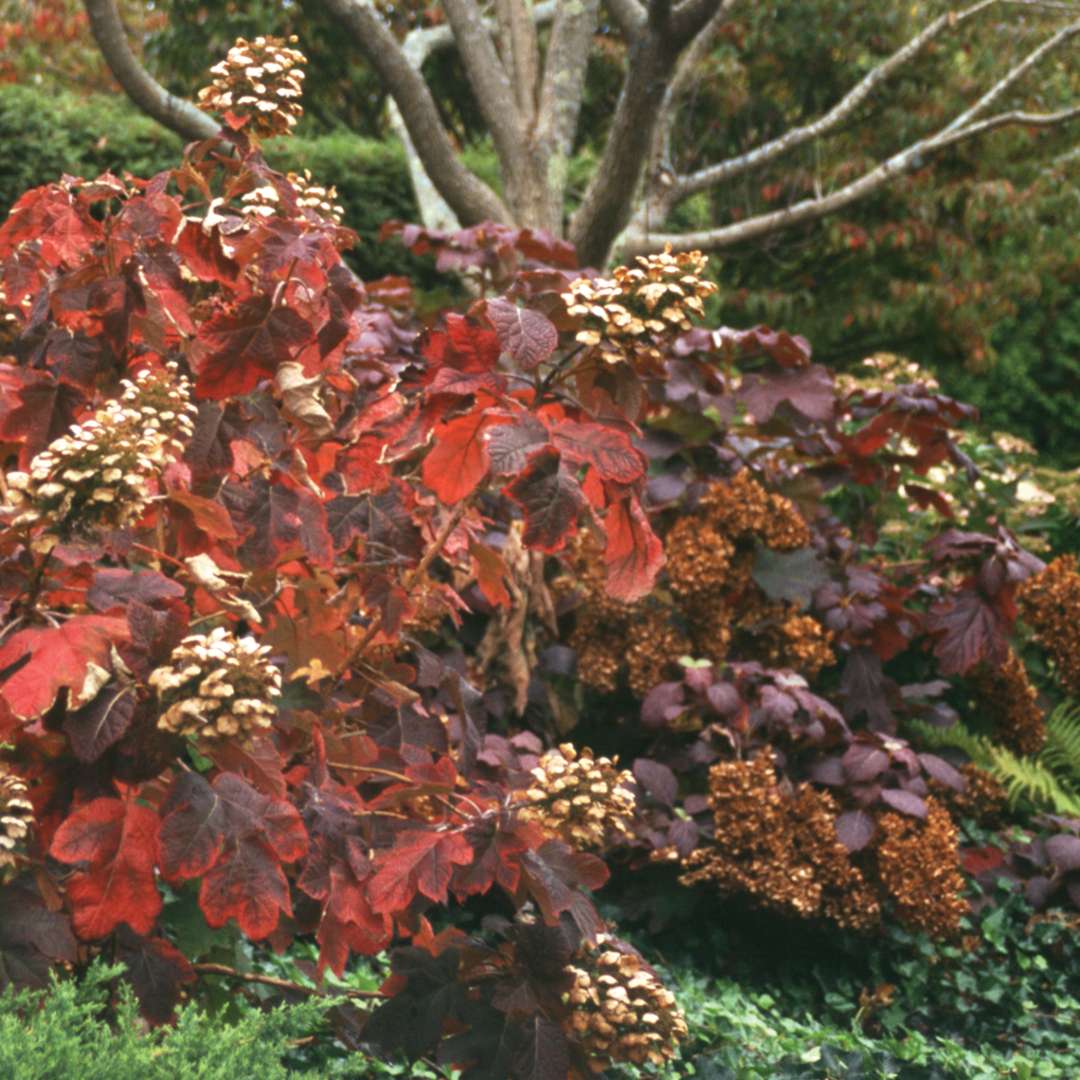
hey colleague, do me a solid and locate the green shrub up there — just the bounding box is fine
[0,84,182,211]
[0,961,331,1079]
[938,295,1080,469]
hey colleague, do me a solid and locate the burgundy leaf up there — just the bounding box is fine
[505,448,586,552]
[880,788,928,819]
[918,753,965,792]
[485,298,558,371]
[835,810,876,852]
[927,589,1010,675]
[63,686,137,763]
[632,759,677,807]
[1045,834,1080,874]
[485,416,549,476]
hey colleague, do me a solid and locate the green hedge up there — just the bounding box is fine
[0,84,183,208]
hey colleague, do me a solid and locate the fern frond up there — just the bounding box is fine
[907,717,1080,817]
[983,743,1080,818]
[1043,700,1080,784]
[907,719,995,768]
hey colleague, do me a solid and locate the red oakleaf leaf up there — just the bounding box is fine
[369,829,474,914]
[224,473,334,569]
[485,298,558,371]
[422,407,506,504]
[451,816,543,899]
[167,488,240,545]
[0,184,100,266]
[518,841,607,938]
[424,313,501,372]
[50,798,162,940]
[0,364,85,466]
[176,220,240,285]
[603,498,664,602]
[199,837,294,940]
[190,296,312,399]
[160,771,306,940]
[550,420,645,484]
[0,615,130,719]
[505,447,587,552]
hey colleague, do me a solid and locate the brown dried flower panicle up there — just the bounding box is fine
[0,766,33,878]
[681,752,968,937]
[3,364,196,538]
[1019,555,1080,696]
[875,799,968,938]
[198,36,306,138]
[150,626,282,743]
[680,752,881,931]
[515,743,636,849]
[972,649,1045,756]
[563,933,688,1072]
[934,763,1008,828]
[563,470,830,695]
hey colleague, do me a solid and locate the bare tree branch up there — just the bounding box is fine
[83,0,218,141]
[386,101,460,231]
[651,7,728,181]
[323,0,512,226]
[495,0,541,125]
[605,0,647,39]
[569,0,727,265]
[926,102,1080,147]
[536,0,603,203]
[443,0,526,173]
[393,1,558,230]
[409,0,559,56]
[675,0,998,202]
[671,0,730,41]
[620,101,1080,256]
[940,11,1080,132]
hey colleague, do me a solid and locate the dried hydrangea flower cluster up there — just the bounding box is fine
[681,753,968,937]
[241,169,345,226]
[3,364,195,537]
[562,246,716,364]
[680,752,882,932]
[563,933,688,1071]
[150,626,282,743]
[935,763,1008,827]
[700,470,812,551]
[746,604,836,679]
[198,36,306,138]
[973,649,1045,756]
[516,743,636,849]
[1019,555,1080,696]
[875,799,968,938]
[561,471,830,696]
[0,765,33,877]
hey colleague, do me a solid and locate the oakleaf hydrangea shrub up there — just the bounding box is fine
[0,32,1075,1078]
